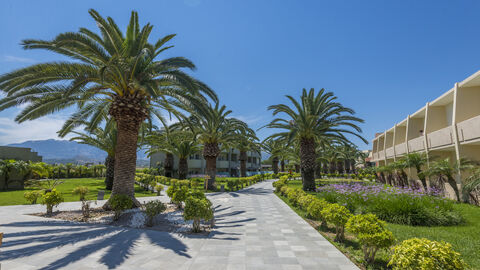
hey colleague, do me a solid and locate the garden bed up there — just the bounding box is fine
[31,203,212,234]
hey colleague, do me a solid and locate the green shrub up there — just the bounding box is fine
[346,214,395,264]
[155,183,164,196]
[286,188,306,206]
[110,194,133,221]
[389,238,468,270]
[280,186,289,196]
[41,189,64,215]
[144,200,167,226]
[226,179,237,191]
[72,186,89,201]
[183,197,213,232]
[172,186,189,208]
[306,198,329,227]
[297,194,316,211]
[321,203,352,242]
[189,190,206,200]
[166,184,177,199]
[24,190,42,204]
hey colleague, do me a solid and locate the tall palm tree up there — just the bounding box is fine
[0,160,30,190]
[234,124,260,177]
[0,10,216,205]
[401,152,428,191]
[265,89,366,191]
[146,129,200,179]
[70,123,117,190]
[177,103,246,189]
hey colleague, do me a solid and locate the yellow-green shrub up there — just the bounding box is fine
[172,186,189,208]
[110,194,133,220]
[183,197,213,232]
[273,179,286,193]
[72,186,89,201]
[389,238,467,270]
[287,188,305,206]
[24,190,42,204]
[306,198,329,226]
[280,186,290,196]
[346,214,395,264]
[41,189,64,215]
[321,203,352,242]
[298,194,316,211]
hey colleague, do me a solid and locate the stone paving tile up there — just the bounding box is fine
[0,180,358,269]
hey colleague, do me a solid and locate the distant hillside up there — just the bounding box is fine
[7,139,149,164]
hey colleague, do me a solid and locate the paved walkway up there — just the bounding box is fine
[0,180,357,270]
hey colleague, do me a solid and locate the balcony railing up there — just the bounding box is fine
[395,143,406,155]
[408,136,425,152]
[386,147,394,158]
[457,114,480,142]
[427,126,453,149]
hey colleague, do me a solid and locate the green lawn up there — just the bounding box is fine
[281,180,480,269]
[0,178,155,206]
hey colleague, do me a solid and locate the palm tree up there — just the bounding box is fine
[177,103,246,189]
[65,163,75,178]
[424,158,474,202]
[261,139,284,174]
[0,10,216,205]
[234,124,260,177]
[146,129,199,179]
[265,89,366,190]
[0,160,30,190]
[70,123,117,190]
[401,152,428,191]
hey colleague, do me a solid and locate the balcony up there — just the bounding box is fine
[427,126,453,149]
[395,143,407,155]
[386,147,394,158]
[408,137,425,152]
[457,115,480,142]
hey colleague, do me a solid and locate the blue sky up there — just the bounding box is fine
[1,0,480,149]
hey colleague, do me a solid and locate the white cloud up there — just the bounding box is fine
[3,55,35,63]
[0,116,72,145]
[231,114,266,125]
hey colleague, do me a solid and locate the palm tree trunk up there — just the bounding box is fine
[272,157,279,174]
[239,150,247,177]
[300,137,316,191]
[110,118,141,207]
[447,175,461,202]
[281,160,285,172]
[178,157,188,180]
[164,153,174,177]
[416,166,428,192]
[105,154,115,190]
[295,164,300,173]
[203,142,220,190]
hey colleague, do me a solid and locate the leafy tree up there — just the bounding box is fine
[0,160,30,190]
[264,89,366,190]
[261,139,284,174]
[234,123,260,177]
[0,9,215,205]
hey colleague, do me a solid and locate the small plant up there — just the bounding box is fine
[183,196,213,232]
[346,214,395,264]
[172,186,189,209]
[166,184,177,199]
[110,194,133,221]
[321,203,352,242]
[144,200,166,227]
[41,189,64,215]
[24,190,42,204]
[155,183,164,196]
[297,194,316,211]
[72,186,89,201]
[389,238,468,270]
[280,186,289,196]
[306,198,329,227]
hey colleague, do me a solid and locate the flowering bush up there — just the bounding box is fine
[321,203,352,242]
[389,238,467,270]
[41,189,64,215]
[316,183,462,226]
[346,214,395,264]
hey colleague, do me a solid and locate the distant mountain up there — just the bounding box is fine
[7,139,149,164]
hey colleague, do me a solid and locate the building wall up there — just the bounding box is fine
[0,146,42,162]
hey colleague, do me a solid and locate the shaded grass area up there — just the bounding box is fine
[281,180,480,269]
[0,178,154,206]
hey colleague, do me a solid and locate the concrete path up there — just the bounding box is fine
[0,180,358,270]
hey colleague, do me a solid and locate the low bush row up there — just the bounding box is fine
[274,179,467,269]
